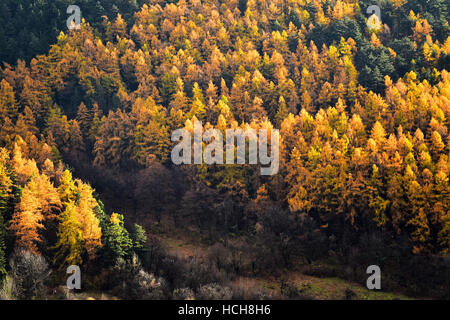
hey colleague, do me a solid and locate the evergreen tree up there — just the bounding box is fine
[102,213,133,265]
[132,223,147,260]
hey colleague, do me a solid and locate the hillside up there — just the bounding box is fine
[0,0,449,300]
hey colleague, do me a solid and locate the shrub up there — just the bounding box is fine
[8,249,51,299]
[344,288,357,300]
[132,269,166,299]
[230,281,272,300]
[0,275,18,300]
[112,255,166,299]
[196,283,232,300]
[280,279,300,299]
[172,287,195,300]
[207,243,230,272]
[184,258,227,290]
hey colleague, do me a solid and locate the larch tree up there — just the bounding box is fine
[0,79,17,121]
[0,148,14,278]
[8,173,61,254]
[53,201,83,267]
[54,172,102,268]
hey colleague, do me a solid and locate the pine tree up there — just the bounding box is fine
[132,223,147,259]
[102,213,133,265]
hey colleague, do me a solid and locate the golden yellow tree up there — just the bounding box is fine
[54,170,102,267]
[9,173,61,254]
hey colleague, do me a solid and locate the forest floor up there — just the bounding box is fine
[49,216,414,300]
[148,217,414,300]
[160,235,412,300]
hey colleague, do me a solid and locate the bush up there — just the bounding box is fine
[196,283,232,300]
[172,287,195,300]
[230,281,272,300]
[160,255,228,292]
[142,236,167,275]
[344,288,357,300]
[8,249,51,299]
[0,275,18,300]
[280,279,300,299]
[302,265,338,278]
[112,255,166,300]
[184,258,228,290]
[132,269,166,299]
[207,243,230,272]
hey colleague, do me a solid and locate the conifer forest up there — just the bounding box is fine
[0,0,449,300]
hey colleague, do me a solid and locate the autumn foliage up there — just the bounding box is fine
[0,0,449,298]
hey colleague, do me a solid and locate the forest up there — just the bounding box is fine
[0,0,449,300]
